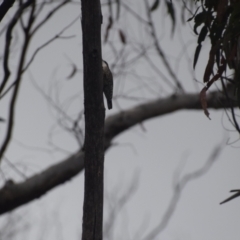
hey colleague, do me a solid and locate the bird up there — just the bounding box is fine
[220,189,240,204]
[102,60,113,110]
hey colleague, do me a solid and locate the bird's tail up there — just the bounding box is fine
[107,100,112,109]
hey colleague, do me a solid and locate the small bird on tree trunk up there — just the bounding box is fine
[102,60,113,110]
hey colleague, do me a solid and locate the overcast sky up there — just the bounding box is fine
[0,1,239,240]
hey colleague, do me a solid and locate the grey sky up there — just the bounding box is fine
[0,1,239,240]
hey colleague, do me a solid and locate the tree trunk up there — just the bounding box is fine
[81,0,104,239]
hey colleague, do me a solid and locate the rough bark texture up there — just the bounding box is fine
[81,0,104,239]
[0,151,84,214]
[0,90,237,215]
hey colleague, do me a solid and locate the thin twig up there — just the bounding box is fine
[0,0,32,95]
[144,0,184,92]
[3,157,27,179]
[0,1,34,162]
[23,16,79,72]
[141,143,223,240]
[31,0,70,36]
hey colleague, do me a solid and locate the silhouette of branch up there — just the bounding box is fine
[141,143,223,240]
[23,16,79,72]
[0,1,35,163]
[31,0,70,36]
[0,0,33,95]
[220,190,240,204]
[0,0,15,22]
[144,0,184,92]
[104,172,139,239]
[0,89,236,214]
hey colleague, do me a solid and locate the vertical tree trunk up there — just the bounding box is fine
[81,0,104,239]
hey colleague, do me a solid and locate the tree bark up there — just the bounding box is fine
[81,0,104,239]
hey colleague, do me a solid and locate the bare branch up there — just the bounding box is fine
[0,1,35,163]
[3,157,27,180]
[29,74,85,148]
[23,15,79,72]
[144,0,184,92]
[141,143,223,240]
[0,13,79,100]
[220,190,240,204]
[0,151,84,214]
[0,89,236,214]
[0,0,33,95]
[0,0,15,22]
[121,1,148,25]
[104,171,139,239]
[104,90,238,146]
[31,0,70,36]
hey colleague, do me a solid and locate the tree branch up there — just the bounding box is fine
[0,151,84,214]
[0,0,15,22]
[0,90,237,215]
[141,143,223,240]
[0,1,36,163]
[144,0,184,92]
[0,0,33,95]
[104,90,237,145]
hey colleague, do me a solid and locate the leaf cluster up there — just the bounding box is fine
[189,0,240,115]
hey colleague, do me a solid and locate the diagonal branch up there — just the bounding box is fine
[31,0,70,36]
[0,0,15,22]
[0,151,84,214]
[0,90,237,215]
[23,16,79,72]
[141,143,223,240]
